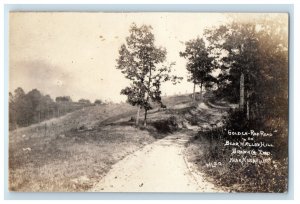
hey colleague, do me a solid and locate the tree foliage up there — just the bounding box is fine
[179,37,216,99]
[204,15,288,120]
[94,99,103,105]
[9,88,93,130]
[190,15,288,192]
[117,23,182,126]
[78,99,91,104]
[55,96,72,103]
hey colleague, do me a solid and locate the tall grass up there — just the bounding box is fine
[187,109,288,192]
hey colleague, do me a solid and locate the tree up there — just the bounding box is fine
[43,94,56,119]
[94,99,103,105]
[251,16,288,120]
[9,92,17,129]
[78,99,91,104]
[205,15,288,120]
[116,23,181,126]
[179,37,215,101]
[205,22,260,116]
[13,87,34,126]
[14,87,25,100]
[55,96,72,103]
[27,89,43,122]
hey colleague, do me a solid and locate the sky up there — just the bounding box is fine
[9,12,277,103]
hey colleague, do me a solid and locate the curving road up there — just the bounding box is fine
[90,132,222,192]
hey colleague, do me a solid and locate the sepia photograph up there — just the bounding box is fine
[8,12,289,192]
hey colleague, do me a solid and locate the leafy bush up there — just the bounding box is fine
[151,116,179,134]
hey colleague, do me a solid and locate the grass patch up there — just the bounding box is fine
[9,94,196,192]
[186,110,288,192]
[9,125,155,192]
[9,103,156,192]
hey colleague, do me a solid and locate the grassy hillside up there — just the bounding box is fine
[9,94,194,192]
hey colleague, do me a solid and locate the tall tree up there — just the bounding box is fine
[55,96,72,103]
[252,16,288,119]
[13,87,33,126]
[205,15,288,120]
[179,37,214,101]
[9,92,16,129]
[117,23,181,126]
[205,23,260,112]
[27,89,43,122]
[14,87,25,100]
[94,99,103,105]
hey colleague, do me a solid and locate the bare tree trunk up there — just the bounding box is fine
[144,109,148,127]
[200,82,203,99]
[254,102,258,119]
[246,90,250,120]
[144,65,152,127]
[44,123,47,137]
[136,105,140,126]
[239,73,245,110]
[193,82,196,101]
[246,100,250,120]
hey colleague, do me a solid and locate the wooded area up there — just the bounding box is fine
[9,87,102,130]
[117,15,288,132]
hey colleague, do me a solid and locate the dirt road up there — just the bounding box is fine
[91,131,221,192]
